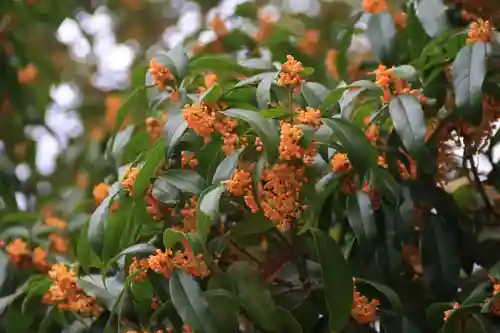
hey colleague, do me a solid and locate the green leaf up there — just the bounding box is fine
[260,107,293,119]
[107,243,156,268]
[323,118,378,172]
[354,278,403,313]
[197,184,225,242]
[235,2,257,19]
[0,252,8,290]
[442,304,481,333]
[170,270,219,333]
[228,261,282,332]
[0,288,25,316]
[222,108,279,161]
[164,108,189,158]
[231,212,275,236]
[347,191,376,247]
[189,55,251,76]
[160,169,207,195]
[416,0,449,38]
[212,148,244,184]
[152,177,181,204]
[391,65,418,81]
[77,221,99,272]
[88,195,112,257]
[205,288,240,333]
[133,140,165,198]
[421,214,461,297]
[234,72,278,88]
[302,82,329,108]
[320,80,381,112]
[163,228,188,249]
[452,42,487,125]
[257,73,276,109]
[200,82,223,103]
[366,12,396,63]
[77,275,123,310]
[309,229,353,332]
[168,46,189,78]
[278,307,303,333]
[388,94,427,154]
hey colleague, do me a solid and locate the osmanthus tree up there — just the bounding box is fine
[4,0,500,332]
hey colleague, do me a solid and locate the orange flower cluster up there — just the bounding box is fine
[279,121,316,165]
[325,49,340,81]
[7,239,31,267]
[43,264,101,316]
[17,63,37,84]
[443,303,460,321]
[128,257,150,282]
[278,55,304,87]
[466,19,492,44]
[371,65,427,104]
[392,9,407,29]
[46,217,69,254]
[121,167,140,195]
[254,12,276,43]
[106,95,130,131]
[209,15,229,38]
[93,183,110,205]
[351,287,380,324]
[149,58,174,90]
[296,107,322,130]
[363,0,387,13]
[298,29,320,56]
[148,240,209,278]
[183,102,239,155]
[228,163,307,229]
[180,196,197,232]
[146,116,164,142]
[331,153,352,173]
[181,152,199,169]
[7,238,51,271]
[146,185,163,220]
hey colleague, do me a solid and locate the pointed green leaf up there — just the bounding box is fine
[366,12,396,63]
[212,148,244,184]
[416,0,449,38]
[159,169,207,195]
[347,191,376,247]
[389,94,426,154]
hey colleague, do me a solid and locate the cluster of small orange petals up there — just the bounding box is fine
[7,239,31,267]
[209,15,229,38]
[279,122,316,165]
[17,63,37,84]
[325,49,340,81]
[226,168,253,197]
[443,303,460,321]
[298,29,320,56]
[146,116,164,142]
[32,247,51,271]
[149,58,174,90]
[146,186,163,221]
[45,217,68,254]
[106,95,130,130]
[121,167,140,195]
[43,264,101,316]
[128,257,150,282]
[254,13,276,43]
[392,9,407,29]
[181,196,198,232]
[260,164,307,229]
[148,241,210,278]
[214,116,239,155]
[361,181,381,210]
[467,19,493,44]
[183,103,217,143]
[296,107,322,129]
[489,275,500,296]
[204,73,217,89]
[277,55,304,87]
[93,183,110,205]
[255,137,264,152]
[332,153,352,174]
[371,65,427,104]
[363,0,387,13]
[181,152,199,169]
[351,287,380,324]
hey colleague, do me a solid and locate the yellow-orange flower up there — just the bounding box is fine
[363,0,388,14]
[298,29,320,56]
[148,240,209,278]
[351,289,380,324]
[467,19,492,44]
[149,58,174,90]
[331,153,352,173]
[296,107,322,129]
[277,55,304,87]
[17,63,37,84]
[32,247,50,272]
[43,264,102,316]
[209,15,229,38]
[129,257,150,282]
[121,167,140,195]
[325,49,339,81]
[254,12,276,43]
[7,239,31,267]
[146,116,164,142]
[50,234,69,254]
[183,103,217,143]
[279,122,316,164]
[93,183,110,205]
[181,152,199,169]
[180,197,198,232]
[204,73,217,89]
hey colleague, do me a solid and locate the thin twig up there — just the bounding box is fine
[225,235,260,265]
[467,155,500,219]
